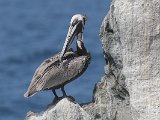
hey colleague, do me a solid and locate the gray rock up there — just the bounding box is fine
[25,98,91,120]
[25,0,160,120]
[97,0,160,119]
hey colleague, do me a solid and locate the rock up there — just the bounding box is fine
[96,0,160,120]
[25,98,91,120]
[25,0,160,120]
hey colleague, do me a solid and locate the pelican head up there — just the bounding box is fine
[60,14,87,61]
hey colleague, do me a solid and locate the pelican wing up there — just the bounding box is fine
[43,54,91,90]
[24,53,59,97]
[24,49,76,97]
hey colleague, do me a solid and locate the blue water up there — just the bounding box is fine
[0,0,111,119]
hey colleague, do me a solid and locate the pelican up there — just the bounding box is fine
[24,14,91,101]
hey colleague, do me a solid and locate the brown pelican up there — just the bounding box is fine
[24,14,91,101]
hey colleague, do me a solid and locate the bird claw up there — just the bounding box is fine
[48,97,62,107]
[64,95,75,102]
[48,95,75,107]
[53,96,63,104]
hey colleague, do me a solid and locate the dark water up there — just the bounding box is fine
[0,0,111,119]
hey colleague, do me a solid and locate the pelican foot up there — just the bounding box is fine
[48,96,75,108]
[47,97,63,107]
[64,95,75,102]
[52,96,65,104]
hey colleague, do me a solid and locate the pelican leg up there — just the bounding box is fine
[61,85,67,97]
[61,85,75,102]
[47,89,60,106]
[52,89,59,98]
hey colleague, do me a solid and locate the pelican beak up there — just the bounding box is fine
[60,21,83,61]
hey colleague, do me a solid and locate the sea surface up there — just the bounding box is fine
[0,0,111,119]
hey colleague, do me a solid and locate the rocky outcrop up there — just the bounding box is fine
[26,0,160,120]
[97,0,160,119]
[25,98,91,120]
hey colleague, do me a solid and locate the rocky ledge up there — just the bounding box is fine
[25,98,91,120]
[26,0,160,120]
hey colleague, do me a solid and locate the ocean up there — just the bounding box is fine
[0,0,111,119]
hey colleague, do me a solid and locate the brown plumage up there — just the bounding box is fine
[24,14,90,99]
[24,48,90,97]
